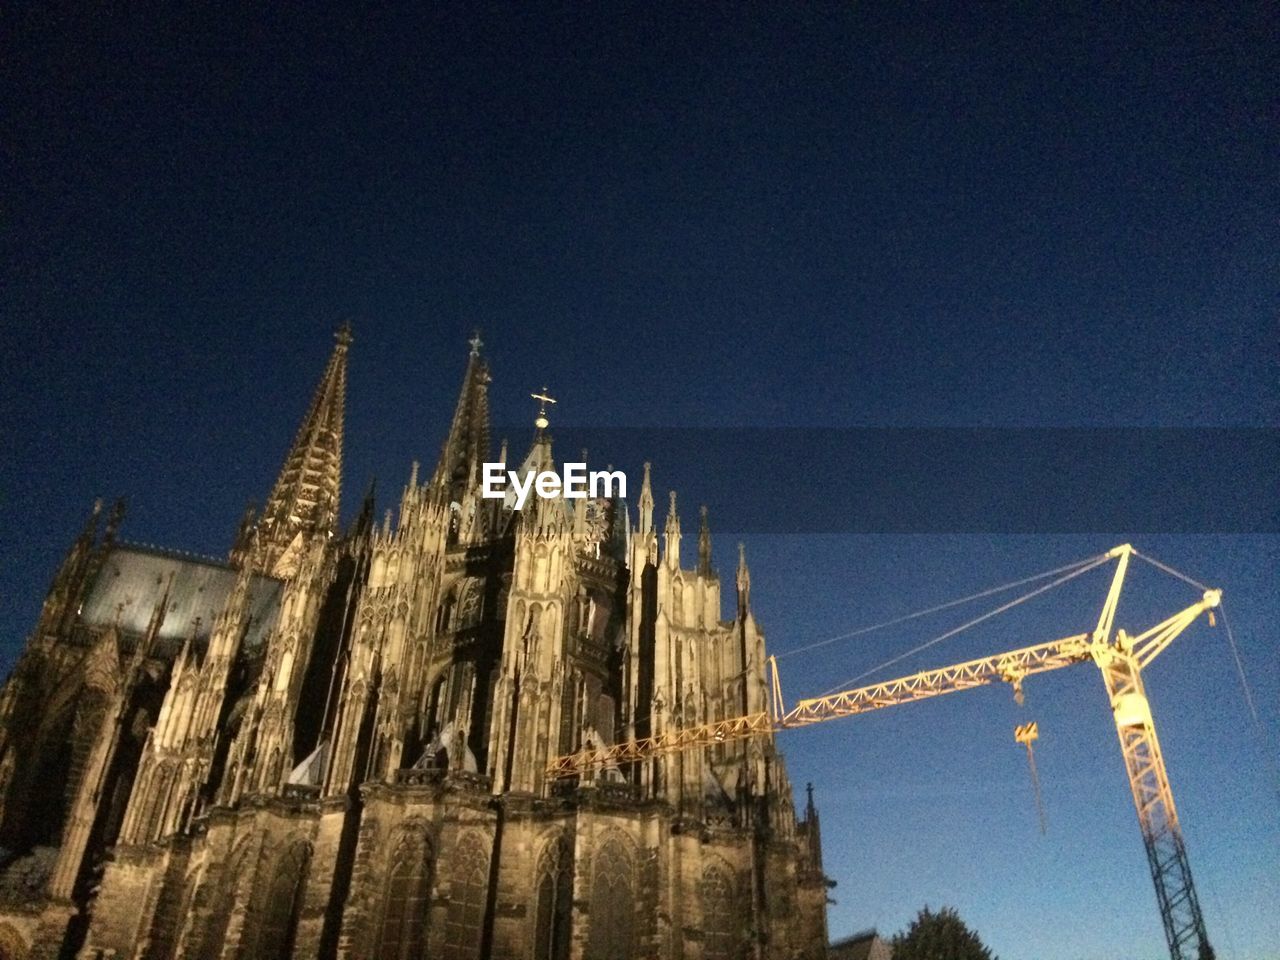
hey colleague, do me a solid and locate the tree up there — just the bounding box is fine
[892,906,997,960]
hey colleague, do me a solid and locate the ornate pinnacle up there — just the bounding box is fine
[698,505,712,576]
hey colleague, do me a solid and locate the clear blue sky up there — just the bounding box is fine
[2,4,1276,957]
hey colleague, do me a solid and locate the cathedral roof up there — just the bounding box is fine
[79,544,282,651]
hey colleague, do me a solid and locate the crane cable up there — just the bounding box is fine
[1134,551,1272,754]
[815,553,1114,697]
[775,550,1111,662]
[1132,548,1211,592]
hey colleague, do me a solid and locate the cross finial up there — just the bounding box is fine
[468,329,483,356]
[335,321,353,348]
[531,386,557,430]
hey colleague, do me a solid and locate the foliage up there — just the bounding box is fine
[891,906,997,960]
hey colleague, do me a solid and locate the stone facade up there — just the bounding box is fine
[0,330,831,959]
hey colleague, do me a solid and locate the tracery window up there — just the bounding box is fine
[701,863,738,960]
[442,833,489,960]
[456,579,482,630]
[193,842,249,960]
[585,835,634,960]
[532,834,573,960]
[247,841,310,958]
[377,833,434,960]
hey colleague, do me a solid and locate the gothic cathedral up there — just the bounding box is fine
[0,329,831,959]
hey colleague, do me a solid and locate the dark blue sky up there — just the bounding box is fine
[2,3,1277,957]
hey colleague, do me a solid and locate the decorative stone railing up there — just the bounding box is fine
[394,767,446,787]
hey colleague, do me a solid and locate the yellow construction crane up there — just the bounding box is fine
[547,544,1220,960]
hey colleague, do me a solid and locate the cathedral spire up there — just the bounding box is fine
[736,541,751,615]
[431,331,491,502]
[352,477,377,538]
[638,462,654,536]
[663,490,681,568]
[257,324,350,576]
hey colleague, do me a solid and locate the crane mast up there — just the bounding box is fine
[1090,547,1216,960]
[546,544,1221,960]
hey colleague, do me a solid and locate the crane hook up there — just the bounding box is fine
[1015,721,1047,835]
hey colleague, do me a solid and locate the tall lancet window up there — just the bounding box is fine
[701,862,739,960]
[193,841,250,960]
[377,831,434,960]
[442,833,489,960]
[585,835,634,960]
[533,834,574,960]
[247,841,310,958]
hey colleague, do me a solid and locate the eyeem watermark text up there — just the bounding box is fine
[481,463,627,509]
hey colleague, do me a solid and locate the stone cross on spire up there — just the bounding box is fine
[531,386,556,430]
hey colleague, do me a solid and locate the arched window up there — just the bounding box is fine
[248,841,310,958]
[533,834,573,960]
[134,762,167,843]
[377,833,434,960]
[701,863,738,960]
[194,841,252,960]
[586,835,634,960]
[442,833,489,960]
[533,548,550,594]
[437,590,457,634]
[456,579,482,630]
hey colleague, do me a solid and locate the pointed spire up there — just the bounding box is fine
[638,462,654,535]
[141,573,174,653]
[663,490,681,568]
[257,324,350,575]
[432,333,492,503]
[573,449,590,537]
[352,477,376,537]
[104,498,126,544]
[66,498,103,570]
[229,501,257,568]
[39,498,105,633]
[698,505,712,576]
[803,781,823,868]
[736,542,751,614]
